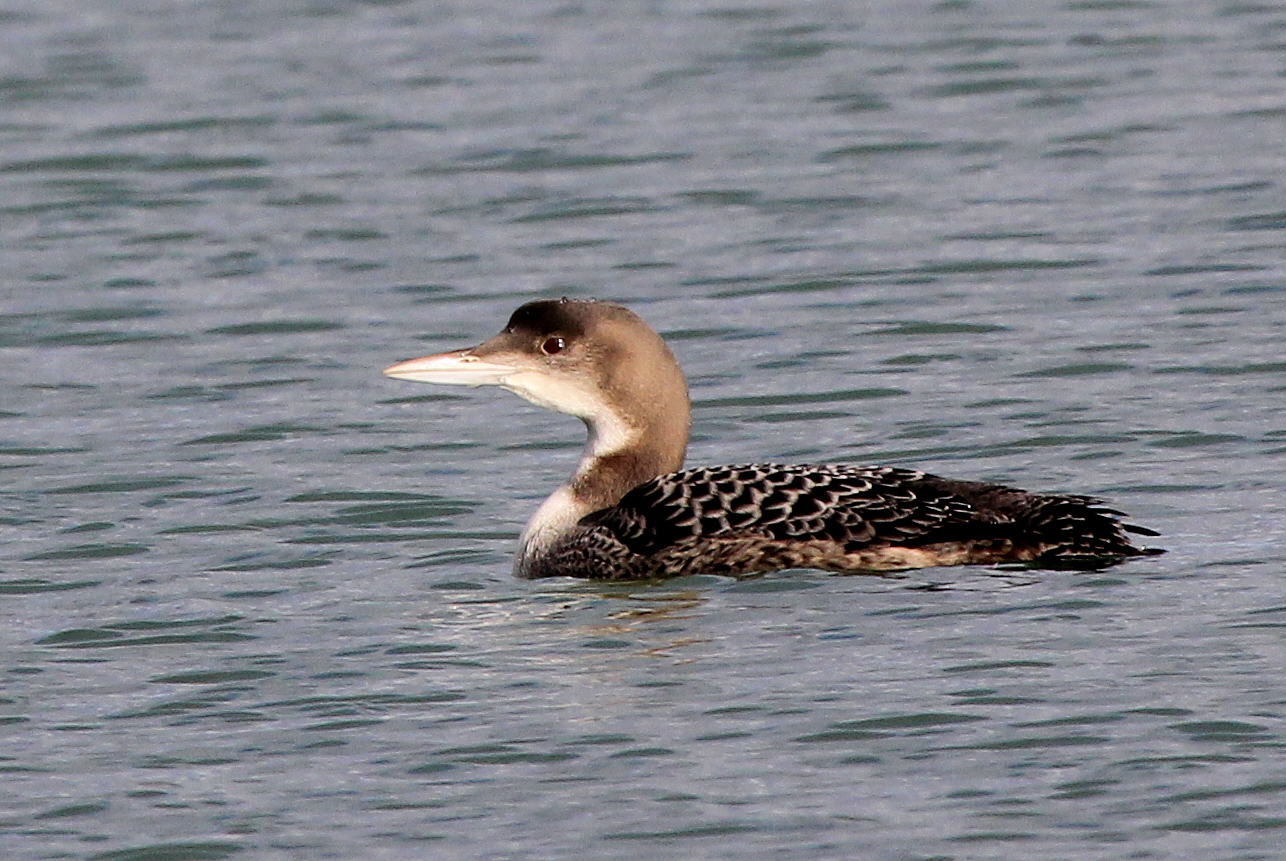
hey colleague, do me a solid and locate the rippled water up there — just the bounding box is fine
[3,1,1286,859]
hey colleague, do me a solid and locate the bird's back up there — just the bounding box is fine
[519,463,1161,580]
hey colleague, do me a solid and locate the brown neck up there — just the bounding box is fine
[516,424,685,576]
[570,441,683,514]
[569,361,690,512]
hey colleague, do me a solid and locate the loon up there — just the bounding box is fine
[384,298,1161,580]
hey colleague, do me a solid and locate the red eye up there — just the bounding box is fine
[540,336,566,355]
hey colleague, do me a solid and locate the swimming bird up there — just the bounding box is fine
[384,298,1160,580]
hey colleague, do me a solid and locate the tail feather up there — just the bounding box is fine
[1122,522,1161,537]
[908,474,1163,563]
[1023,496,1162,560]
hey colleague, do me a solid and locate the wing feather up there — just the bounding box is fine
[582,464,981,556]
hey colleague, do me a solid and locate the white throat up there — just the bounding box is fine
[515,413,641,577]
[516,485,585,576]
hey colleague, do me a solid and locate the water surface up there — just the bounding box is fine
[2,1,1285,859]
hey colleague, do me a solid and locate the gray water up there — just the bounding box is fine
[2,1,1285,859]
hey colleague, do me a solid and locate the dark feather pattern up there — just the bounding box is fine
[590,464,965,552]
[520,464,1161,580]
